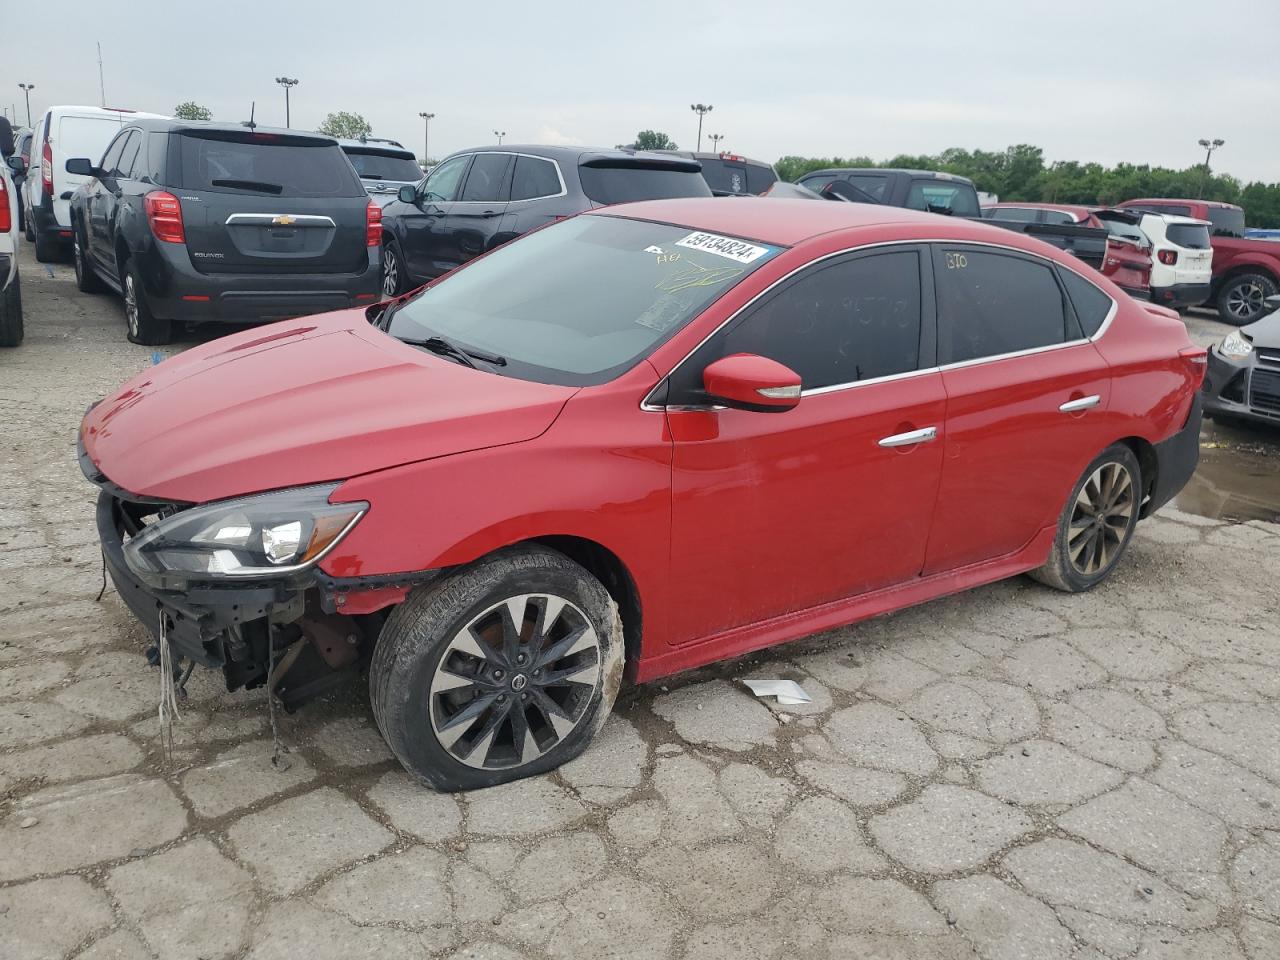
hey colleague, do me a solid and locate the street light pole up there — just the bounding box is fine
[708,133,724,152]
[418,112,435,163]
[17,83,34,127]
[493,130,506,145]
[690,103,713,152]
[1197,138,1224,199]
[275,77,299,127]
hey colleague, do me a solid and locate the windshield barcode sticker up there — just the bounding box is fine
[674,232,771,264]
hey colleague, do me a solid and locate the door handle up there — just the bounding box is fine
[1059,395,1101,413]
[878,426,938,448]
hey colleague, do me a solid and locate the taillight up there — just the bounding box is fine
[0,176,10,233]
[366,200,382,246]
[144,191,185,243]
[1179,346,1208,387]
[41,138,52,198]
[1158,249,1178,266]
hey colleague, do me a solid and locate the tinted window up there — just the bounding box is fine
[1207,207,1246,238]
[344,149,423,182]
[144,131,167,184]
[1100,218,1149,247]
[697,250,922,391]
[98,132,128,174]
[511,156,562,200]
[991,207,1037,222]
[578,164,711,205]
[115,130,141,178]
[936,248,1068,363]
[697,158,749,195]
[459,153,511,202]
[1059,268,1113,337]
[385,216,780,387]
[799,174,837,194]
[1132,203,1192,217]
[1167,223,1211,249]
[745,163,778,194]
[846,175,889,200]
[1042,210,1079,225]
[175,133,362,197]
[422,154,469,202]
[907,180,980,217]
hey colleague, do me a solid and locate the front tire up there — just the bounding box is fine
[123,262,172,346]
[1217,272,1278,325]
[0,272,24,348]
[1030,444,1142,593]
[370,546,624,792]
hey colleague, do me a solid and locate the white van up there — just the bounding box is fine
[1136,212,1213,310]
[23,105,166,262]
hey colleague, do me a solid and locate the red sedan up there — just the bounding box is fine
[80,199,1206,790]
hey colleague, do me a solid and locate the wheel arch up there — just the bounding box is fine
[1215,261,1280,290]
[1116,435,1159,516]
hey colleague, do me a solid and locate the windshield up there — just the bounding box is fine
[344,149,422,182]
[385,215,782,386]
[1207,206,1246,238]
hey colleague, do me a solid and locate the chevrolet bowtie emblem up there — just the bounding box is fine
[272,215,296,226]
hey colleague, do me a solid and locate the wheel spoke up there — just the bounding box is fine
[509,701,541,764]
[500,596,529,664]
[451,625,499,665]
[536,622,596,668]
[529,687,577,740]
[435,692,499,749]
[533,596,567,645]
[541,658,600,688]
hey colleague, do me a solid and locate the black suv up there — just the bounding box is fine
[796,168,982,217]
[67,120,381,345]
[656,150,777,196]
[379,145,710,295]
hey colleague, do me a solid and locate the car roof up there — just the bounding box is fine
[594,197,1023,247]
[120,118,340,144]
[1136,212,1210,226]
[440,144,700,169]
[42,105,168,121]
[985,201,1094,213]
[1122,197,1243,211]
[337,137,412,155]
[801,168,976,185]
[656,150,773,167]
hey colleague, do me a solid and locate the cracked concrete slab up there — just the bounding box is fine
[1,249,1278,959]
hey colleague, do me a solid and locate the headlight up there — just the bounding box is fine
[1219,330,1253,361]
[123,484,367,584]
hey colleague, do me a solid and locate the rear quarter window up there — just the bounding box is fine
[175,133,364,198]
[1058,268,1113,337]
[578,164,712,205]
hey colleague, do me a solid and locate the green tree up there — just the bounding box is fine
[632,130,678,151]
[317,111,372,140]
[173,101,212,121]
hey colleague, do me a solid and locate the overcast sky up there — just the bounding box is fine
[3,0,1277,182]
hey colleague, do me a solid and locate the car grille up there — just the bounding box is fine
[1249,368,1280,417]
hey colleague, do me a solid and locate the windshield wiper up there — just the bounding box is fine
[397,335,506,368]
[211,178,284,194]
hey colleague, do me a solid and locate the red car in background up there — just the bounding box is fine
[81,199,1205,791]
[983,202,1154,300]
[1117,199,1280,324]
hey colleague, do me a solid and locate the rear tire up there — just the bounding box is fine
[1030,444,1142,593]
[73,228,106,293]
[381,242,404,298]
[23,204,34,242]
[0,272,24,348]
[1217,272,1278,325]
[123,262,172,346]
[370,546,624,792]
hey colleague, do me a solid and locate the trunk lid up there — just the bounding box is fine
[170,129,370,275]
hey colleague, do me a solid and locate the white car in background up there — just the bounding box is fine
[1,117,25,347]
[23,105,166,262]
[1136,212,1213,310]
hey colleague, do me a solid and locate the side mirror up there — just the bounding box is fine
[5,155,24,174]
[397,184,417,204]
[702,353,802,413]
[65,157,98,177]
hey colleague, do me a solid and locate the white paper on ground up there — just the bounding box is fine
[742,679,812,705]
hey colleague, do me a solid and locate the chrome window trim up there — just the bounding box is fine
[641,237,1119,412]
[224,213,336,227]
[445,151,568,205]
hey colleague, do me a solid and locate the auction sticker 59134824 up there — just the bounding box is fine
[674,232,773,264]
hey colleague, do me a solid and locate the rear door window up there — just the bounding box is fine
[934,247,1070,363]
[578,163,710,205]
[421,154,470,202]
[1166,223,1211,249]
[684,249,924,392]
[175,132,363,197]
[846,175,889,200]
[510,156,562,201]
[991,207,1037,222]
[459,153,512,202]
[1042,210,1079,225]
[907,180,980,217]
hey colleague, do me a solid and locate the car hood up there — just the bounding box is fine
[81,311,577,503]
[1242,311,1280,349]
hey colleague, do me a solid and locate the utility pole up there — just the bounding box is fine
[1197,138,1225,199]
[418,112,435,162]
[493,129,506,145]
[690,103,713,152]
[708,132,724,152]
[275,77,299,128]
[18,84,34,127]
[97,43,106,107]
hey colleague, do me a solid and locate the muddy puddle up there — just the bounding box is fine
[1177,417,1280,523]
